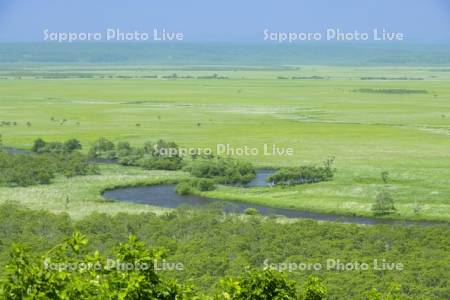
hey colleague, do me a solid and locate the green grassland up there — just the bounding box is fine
[0,164,186,219]
[0,65,449,221]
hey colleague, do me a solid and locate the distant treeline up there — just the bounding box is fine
[162,73,228,80]
[360,77,424,80]
[0,121,18,127]
[1,72,229,80]
[278,76,327,80]
[354,88,428,94]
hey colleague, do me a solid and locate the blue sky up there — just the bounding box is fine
[0,0,449,42]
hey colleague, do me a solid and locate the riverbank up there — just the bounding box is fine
[103,183,448,226]
[1,163,449,223]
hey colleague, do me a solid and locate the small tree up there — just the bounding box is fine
[381,171,390,184]
[303,276,328,300]
[64,139,82,153]
[367,283,401,300]
[88,137,115,158]
[412,200,422,215]
[31,138,47,153]
[244,208,260,216]
[372,191,396,216]
[175,181,193,195]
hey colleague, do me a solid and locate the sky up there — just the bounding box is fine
[0,0,449,43]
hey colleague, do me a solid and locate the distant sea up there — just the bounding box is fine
[0,42,449,66]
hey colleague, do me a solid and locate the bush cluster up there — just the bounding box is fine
[174,156,256,194]
[267,158,335,186]
[183,156,256,185]
[175,178,216,195]
[32,138,82,154]
[89,138,184,170]
[89,138,257,191]
[0,153,54,186]
[1,139,98,187]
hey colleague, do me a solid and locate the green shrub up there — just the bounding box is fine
[303,276,328,300]
[366,283,401,300]
[371,191,397,216]
[31,138,46,152]
[244,208,260,216]
[175,181,193,195]
[64,138,82,152]
[381,171,390,184]
[88,137,115,158]
[195,178,216,191]
[220,268,300,299]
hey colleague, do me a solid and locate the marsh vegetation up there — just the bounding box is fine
[0,61,449,298]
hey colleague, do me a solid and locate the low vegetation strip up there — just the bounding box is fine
[360,77,424,80]
[354,88,429,94]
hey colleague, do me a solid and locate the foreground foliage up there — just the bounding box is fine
[220,269,310,300]
[2,230,324,299]
[0,204,448,299]
[3,233,197,299]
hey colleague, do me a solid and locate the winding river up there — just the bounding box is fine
[4,148,446,226]
[103,170,447,226]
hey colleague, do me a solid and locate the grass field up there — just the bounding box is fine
[0,164,187,219]
[0,65,449,221]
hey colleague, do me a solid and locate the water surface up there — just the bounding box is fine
[103,171,447,226]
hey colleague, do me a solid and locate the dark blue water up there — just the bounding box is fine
[3,147,31,155]
[245,169,275,187]
[102,171,447,227]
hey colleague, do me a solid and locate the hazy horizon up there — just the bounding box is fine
[0,0,449,43]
